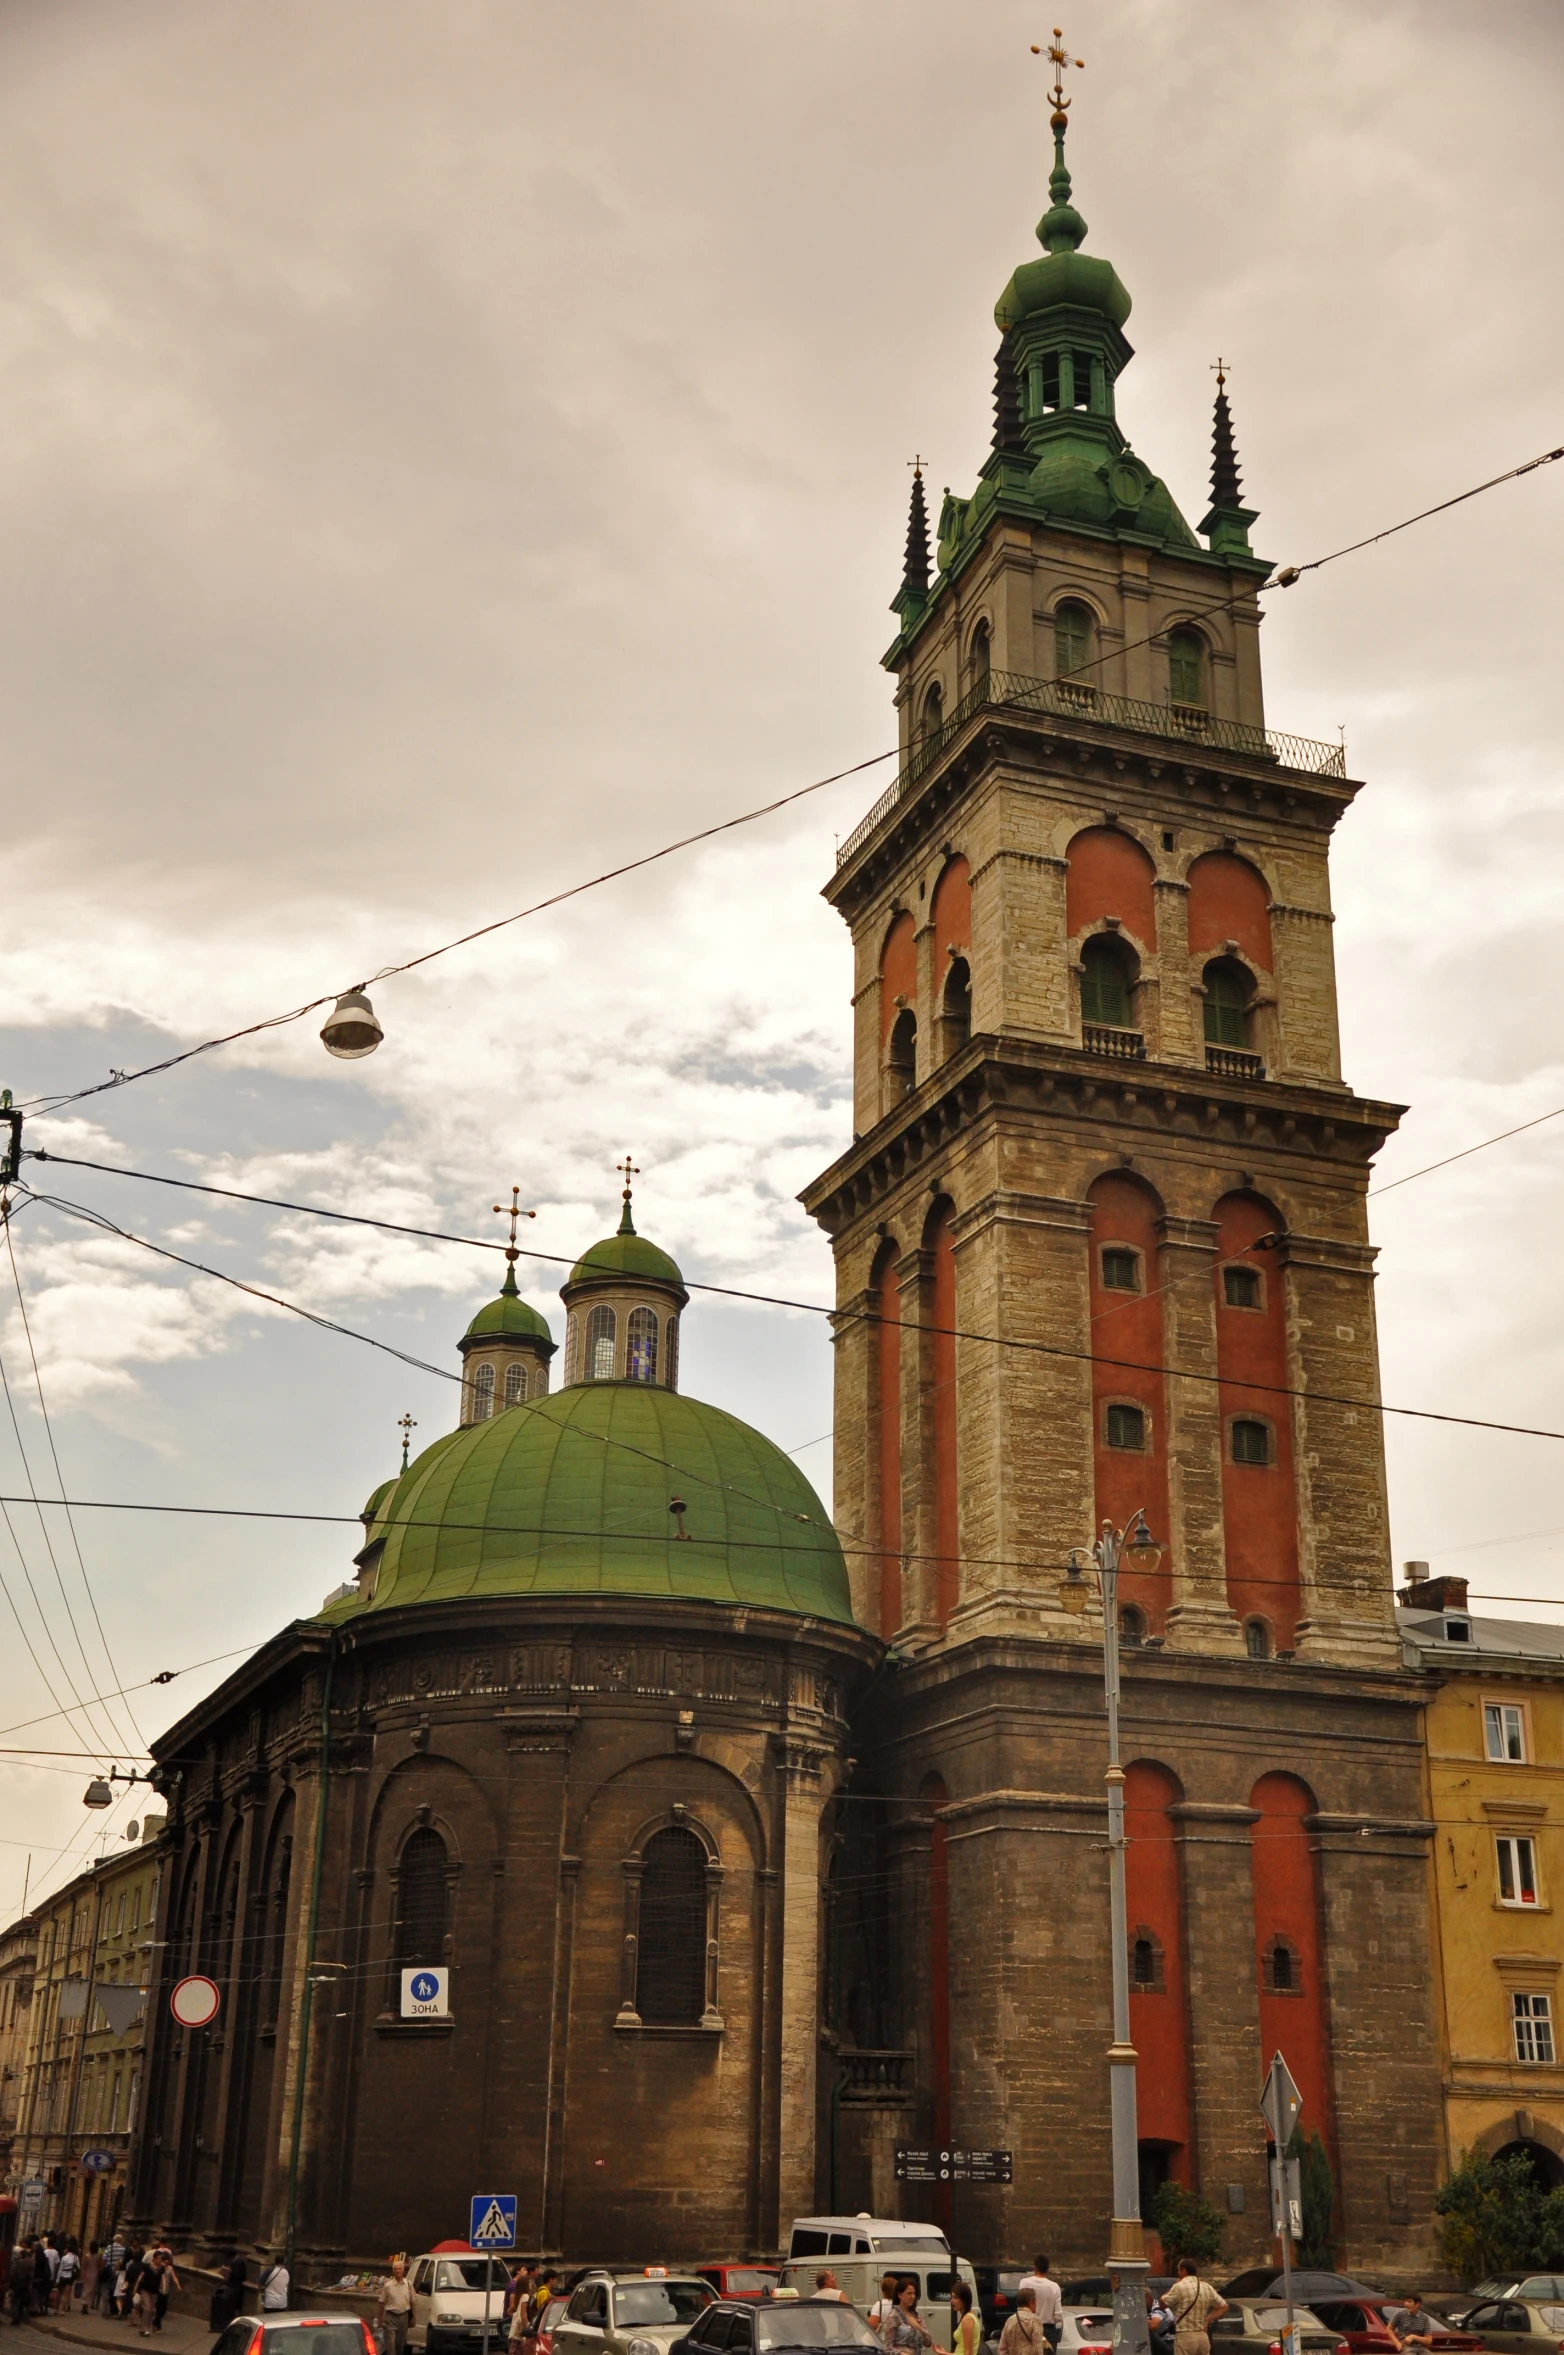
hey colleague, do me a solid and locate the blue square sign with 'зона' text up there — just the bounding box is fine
[401,1967,449,2018]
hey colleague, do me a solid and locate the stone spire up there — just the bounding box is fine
[902,464,931,596]
[1209,362,1243,511]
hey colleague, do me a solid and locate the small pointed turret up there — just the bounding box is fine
[902,465,931,596]
[1200,360,1259,558]
[1209,365,1243,511]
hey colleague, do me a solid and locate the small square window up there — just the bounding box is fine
[1223,1265,1262,1309]
[1497,1835,1540,1906]
[1486,1703,1527,1763]
[1101,1247,1140,1293]
[1106,1402,1146,1452]
[1514,1991,1555,2065]
[1231,1418,1271,1466]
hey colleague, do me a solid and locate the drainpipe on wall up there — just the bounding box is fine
[282,1629,338,2282]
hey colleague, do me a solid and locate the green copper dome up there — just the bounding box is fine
[362,1476,397,1524]
[462,1264,555,1349]
[322,1384,852,1625]
[568,1197,686,1295]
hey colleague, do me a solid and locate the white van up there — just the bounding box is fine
[779,2216,978,2319]
[408,2252,516,2355]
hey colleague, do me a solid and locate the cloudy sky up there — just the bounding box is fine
[1,0,1560,1912]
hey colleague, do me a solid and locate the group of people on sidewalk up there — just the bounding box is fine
[4,2234,180,2335]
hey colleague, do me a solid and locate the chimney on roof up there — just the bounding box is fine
[1398,1568,1469,1613]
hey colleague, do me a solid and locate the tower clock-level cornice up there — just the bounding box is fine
[829,681,1357,919]
[800,1035,1403,1240]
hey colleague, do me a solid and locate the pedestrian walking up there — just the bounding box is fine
[868,2278,901,2334]
[7,2243,36,2328]
[211,2255,248,2338]
[101,2239,127,2316]
[1017,2262,1062,2354]
[152,2248,180,2334]
[57,2245,82,2311]
[1163,2262,1227,2355]
[998,2291,1048,2355]
[379,2258,414,2355]
[258,2259,290,2316]
[952,2283,982,2355]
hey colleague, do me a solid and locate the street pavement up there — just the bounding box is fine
[11,2316,210,2355]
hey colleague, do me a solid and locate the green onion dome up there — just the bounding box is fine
[324,1383,852,1626]
[567,1202,687,1299]
[460,1264,556,1353]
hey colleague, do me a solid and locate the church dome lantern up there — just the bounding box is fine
[457,1186,557,1423]
[560,1157,689,1391]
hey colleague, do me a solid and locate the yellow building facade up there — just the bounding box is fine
[1402,1571,1564,2183]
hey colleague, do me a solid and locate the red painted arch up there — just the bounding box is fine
[1066,827,1157,947]
[1088,1173,1173,1633]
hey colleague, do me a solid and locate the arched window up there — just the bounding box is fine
[1106,1402,1146,1452]
[969,622,991,698]
[503,1362,527,1407]
[1131,1928,1163,1989]
[941,957,971,1059]
[1232,1418,1272,1467]
[1081,936,1133,1028]
[1119,1603,1147,1647]
[471,1363,495,1421]
[394,1827,450,1972]
[664,1314,680,1392]
[626,1305,659,1384]
[1168,627,1207,709]
[1055,600,1095,687]
[634,1826,709,2025]
[585,1304,616,1381]
[1263,1934,1301,1994]
[887,1005,917,1098]
[1245,1616,1273,1660]
[921,682,944,747]
[1202,957,1251,1048]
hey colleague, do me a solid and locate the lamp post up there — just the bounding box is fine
[1060,1513,1162,2355]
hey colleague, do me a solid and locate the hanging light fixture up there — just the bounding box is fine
[320,989,384,1059]
[82,1777,113,1809]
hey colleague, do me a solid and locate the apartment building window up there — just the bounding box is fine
[1485,1703,1527,1763]
[1514,1991,1555,2065]
[1497,1835,1540,1906]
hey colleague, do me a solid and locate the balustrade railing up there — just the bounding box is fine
[837,669,1346,868]
[1082,1024,1146,1061]
[836,2046,915,2102]
[1205,1045,1265,1079]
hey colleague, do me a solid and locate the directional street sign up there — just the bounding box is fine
[895,2147,1013,2185]
[402,1967,449,2019]
[1260,2050,1303,2149]
[470,2193,518,2250]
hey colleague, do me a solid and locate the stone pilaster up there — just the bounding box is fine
[1173,1801,1269,2215]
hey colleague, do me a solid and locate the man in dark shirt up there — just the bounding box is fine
[1388,2297,1436,2351]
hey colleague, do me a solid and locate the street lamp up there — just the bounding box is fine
[1059,1514,1162,2355]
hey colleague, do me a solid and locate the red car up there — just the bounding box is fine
[1310,2302,1483,2355]
[697,2270,780,2303]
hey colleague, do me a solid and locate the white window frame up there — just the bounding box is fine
[1485,1700,1528,1764]
[1497,1834,1541,1907]
[1513,1990,1555,2065]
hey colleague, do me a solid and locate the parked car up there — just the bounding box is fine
[1439,2286,1564,2330]
[675,2299,882,2355]
[410,2255,524,2355]
[553,2272,716,2355]
[698,2271,780,2304]
[1063,2283,1176,2313]
[1309,2299,1482,2355]
[1058,2312,1117,2355]
[1210,2300,1350,2355]
[529,2298,570,2355]
[214,2318,377,2355]
[1451,2295,1564,2352]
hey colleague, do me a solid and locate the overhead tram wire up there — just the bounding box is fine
[21,1170,1564,1458]
[3,1216,146,1752]
[0,1639,278,1745]
[18,440,1560,1126]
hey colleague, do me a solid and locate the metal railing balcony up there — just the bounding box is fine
[837,668,1346,868]
[836,2046,915,2103]
[1082,1024,1146,1061]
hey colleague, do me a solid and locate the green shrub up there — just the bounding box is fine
[1433,2150,1564,2281]
[1150,2182,1226,2271]
[1293,2130,1336,2269]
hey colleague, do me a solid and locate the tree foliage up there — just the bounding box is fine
[1434,2150,1564,2282]
[1151,2182,1226,2271]
[1291,2129,1336,2269]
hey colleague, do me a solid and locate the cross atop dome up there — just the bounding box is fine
[616,1153,640,1234]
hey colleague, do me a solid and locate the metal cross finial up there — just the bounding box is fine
[908,452,928,478]
[616,1154,639,1208]
[492,1184,536,1263]
[397,1411,417,1472]
[1031,26,1085,117]
[1212,356,1231,389]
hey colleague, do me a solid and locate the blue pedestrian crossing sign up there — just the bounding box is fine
[470,2193,517,2250]
[401,1967,449,2019]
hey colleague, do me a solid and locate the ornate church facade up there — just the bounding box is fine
[130,93,1443,2277]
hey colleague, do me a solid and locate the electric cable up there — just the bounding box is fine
[3,1215,146,1754]
[0,1641,267,1746]
[1368,1103,1564,1198]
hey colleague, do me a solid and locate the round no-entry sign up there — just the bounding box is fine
[169,1974,221,2028]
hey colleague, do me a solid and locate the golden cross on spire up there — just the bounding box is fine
[397,1410,417,1472]
[1031,26,1084,119]
[492,1184,536,1263]
[617,1154,640,1208]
